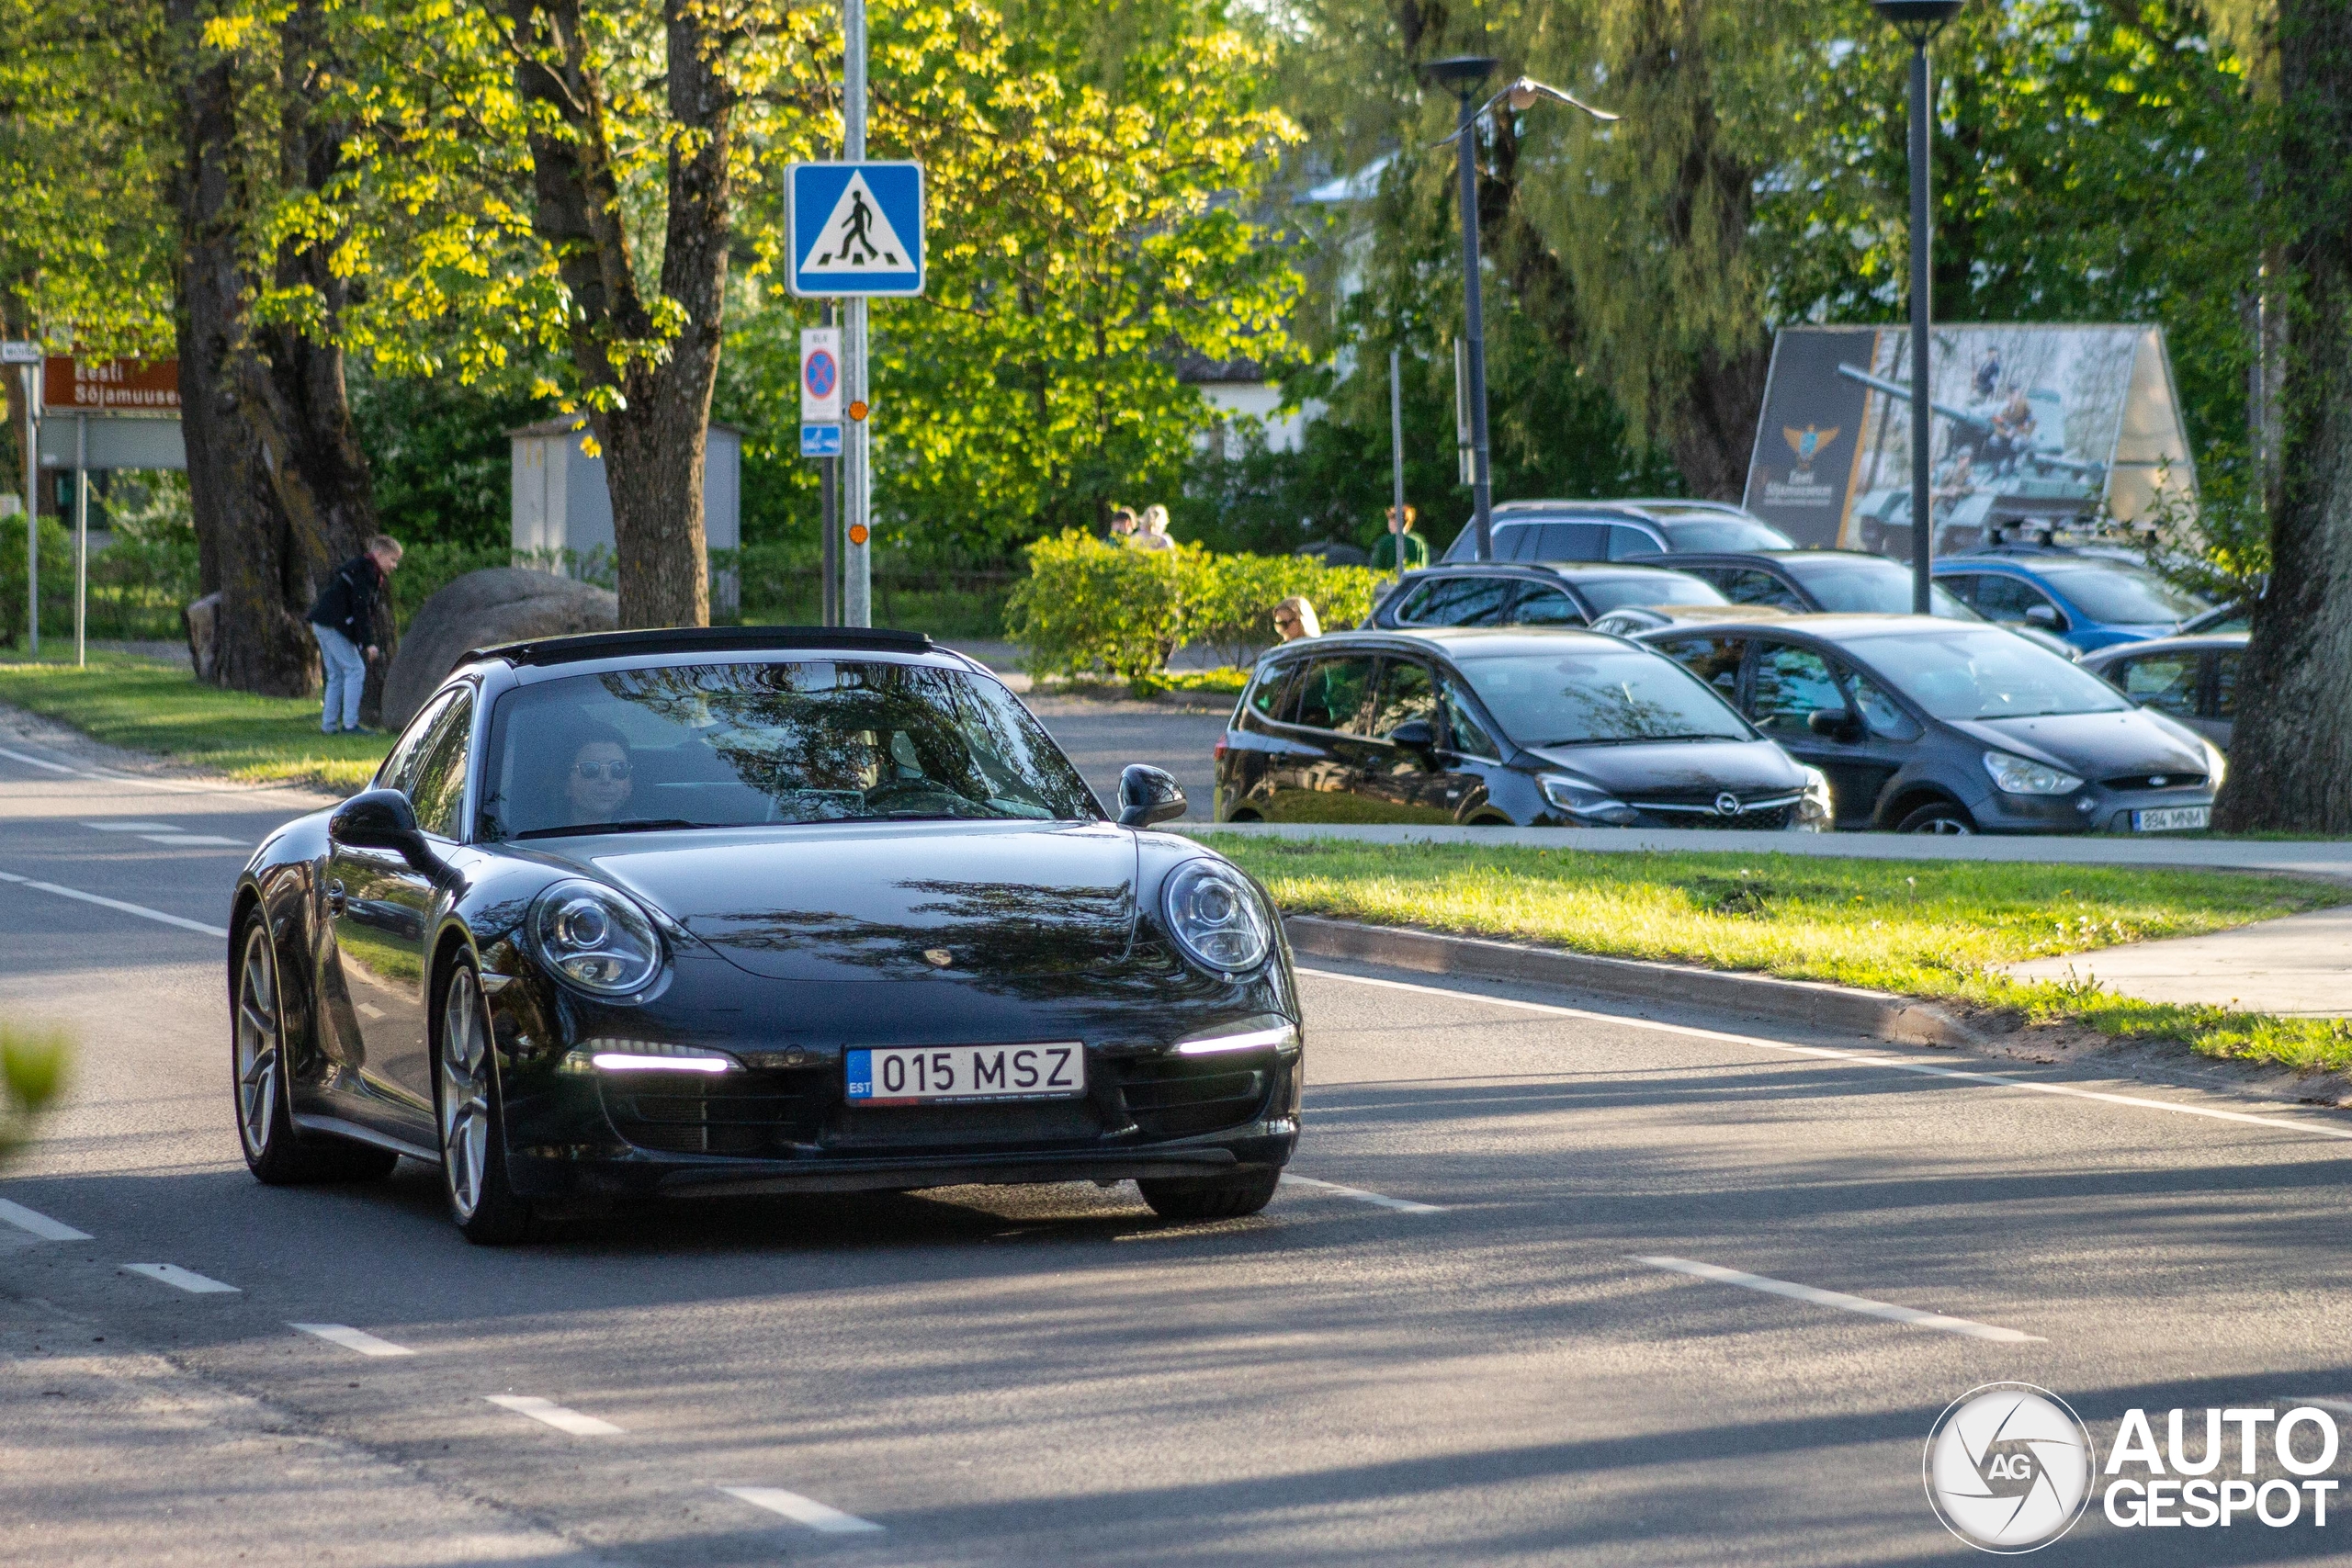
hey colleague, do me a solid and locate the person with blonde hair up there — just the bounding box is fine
[1272,596,1319,641]
[1133,502,1176,551]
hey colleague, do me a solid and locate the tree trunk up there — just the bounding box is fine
[507,0,726,630]
[2215,0,2352,835]
[169,0,381,701]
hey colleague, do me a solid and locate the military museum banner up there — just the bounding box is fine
[1741,324,2197,558]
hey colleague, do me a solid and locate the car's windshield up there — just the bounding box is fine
[2037,561,2211,625]
[1658,516,1796,552]
[1460,647,1752,746]
[1576,572,1727,613]
[1783,556,1978,618]
[1847,629,2132,721]
[481,660,1100,839]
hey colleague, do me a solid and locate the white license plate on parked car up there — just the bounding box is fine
[845,1043,1085,1105]
[2132,806,2210,833]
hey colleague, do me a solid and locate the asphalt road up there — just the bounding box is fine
[8,715,2352,1564]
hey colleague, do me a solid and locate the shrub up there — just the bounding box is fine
[1005,531,1387,690]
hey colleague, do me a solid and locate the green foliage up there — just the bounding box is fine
[0,1021,71,1165]
[349,367,551,553]
[1005,531,1380,689]
[0,516,73,649]
[387,542,516,634]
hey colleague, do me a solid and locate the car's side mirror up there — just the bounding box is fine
[329,787,436,870]
[2024,604,2064,630]
[1807,708,1863,743]
[1388,718,1438,753]
[1116,764,1187,829]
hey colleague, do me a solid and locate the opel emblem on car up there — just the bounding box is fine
[1714,792,1741,818]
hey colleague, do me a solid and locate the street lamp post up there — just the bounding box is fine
[1871,0,1965,615]
[1420,59,1618,561]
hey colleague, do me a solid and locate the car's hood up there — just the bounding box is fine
[1521,738,1805,796]
[560,820,1139,983]
[1951,711,2210,778]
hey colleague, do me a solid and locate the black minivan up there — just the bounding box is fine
[1214,627,1829,829]
[1636,615,2223,833]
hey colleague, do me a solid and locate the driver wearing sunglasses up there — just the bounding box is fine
[563,725,636,824]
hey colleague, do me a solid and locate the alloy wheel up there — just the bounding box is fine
[438,966,493,1222]
[234,924,280,1160]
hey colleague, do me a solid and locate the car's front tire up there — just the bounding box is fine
[1896,800,1976,835]
[233,917,398,1185]
[435,954,533,1245]
[1137,1168,1282,1222]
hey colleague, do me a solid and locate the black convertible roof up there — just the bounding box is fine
[462,625,936,669]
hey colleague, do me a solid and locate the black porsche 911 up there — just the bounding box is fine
[229,627,1301,1243]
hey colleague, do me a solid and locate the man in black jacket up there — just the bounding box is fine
[306,535,402,734]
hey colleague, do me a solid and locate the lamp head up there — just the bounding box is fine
[1871,0,1966,43]
[1419,55,1501,94]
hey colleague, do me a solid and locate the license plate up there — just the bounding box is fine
[2132,805,2209,832]
[845,1043,1086,1106]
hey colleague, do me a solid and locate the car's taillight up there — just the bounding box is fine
[1213,736,1228,762]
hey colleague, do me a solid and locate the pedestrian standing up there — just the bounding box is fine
[1133,504,1176,552]
[1107,506,1138,546]
[307,535,402,736]
[1272,596,1319,642]
[1369,504,1428,573]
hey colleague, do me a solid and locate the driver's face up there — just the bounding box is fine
[567,741,632,819]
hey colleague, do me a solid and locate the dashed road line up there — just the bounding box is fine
[0,1198,91,1241]
[0,745,78,775]
[720,1485,887,1534]
[1634,1255,2042,1343]
[1281,1173,1445,1213]
[81,820,177,832]
[486,1395,625,1436]
[290,1322,416,1358]
[1299,966,2352,1145]
[124,1262,240,1294]
[136,834,245,848]
[0,867,230,939]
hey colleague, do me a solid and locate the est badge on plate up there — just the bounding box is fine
[846,1043,1085,1106]
[2132,805,2211,833]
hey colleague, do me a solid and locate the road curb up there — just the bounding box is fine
[1279,914,1986,1049]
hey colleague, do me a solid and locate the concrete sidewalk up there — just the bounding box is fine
[1181,821,2352,882]
[2007,906,2352,1018]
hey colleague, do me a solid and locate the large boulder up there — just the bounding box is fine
[382,568,618,728]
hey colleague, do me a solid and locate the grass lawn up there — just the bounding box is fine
[1204,836,2352,1076]
[0,649,390,792]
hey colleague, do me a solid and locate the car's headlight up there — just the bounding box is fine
[1982,750,2085,795]
[1540,773,1640,824]
[530,879,664,995]
[2201,740,2227,791]
[1790,767,1834,831]
[1163,859,1272,976]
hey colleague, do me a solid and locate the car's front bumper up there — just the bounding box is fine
[1962,782,2217,835]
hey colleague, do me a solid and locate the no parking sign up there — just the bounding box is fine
[800,327,842,458]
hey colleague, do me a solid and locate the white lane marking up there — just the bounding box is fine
[290,1322,416,1358]
[720,1485,887,1534]
[0,745,77,774]
[0,1198,92,1241]
[137,834,244,848]
[81,820,176,832]
[124,1262,240,1294]
[1634,1255,2042,1344]
[485,1394,626,1436]
[0,867,231,939]
[1280,1172,1445,1213]
[1298,966,2352,1145]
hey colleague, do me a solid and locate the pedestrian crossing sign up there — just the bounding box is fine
[788,163,924,298]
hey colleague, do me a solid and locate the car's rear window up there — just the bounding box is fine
[1574,572,1726,614]
[481,660,1100,839]
[1657,517,1796,551]
[1784,557,1976,618]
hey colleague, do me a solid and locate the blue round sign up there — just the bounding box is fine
[803,350,838,400]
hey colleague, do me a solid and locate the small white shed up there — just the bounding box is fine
[510,416,743,615]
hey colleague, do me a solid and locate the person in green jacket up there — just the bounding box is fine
[1368,505,1429,572]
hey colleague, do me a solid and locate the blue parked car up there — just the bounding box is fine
[1930,553,2211,652]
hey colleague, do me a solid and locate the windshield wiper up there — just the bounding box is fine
[1537,732,1741,747]
[513,818,712,840]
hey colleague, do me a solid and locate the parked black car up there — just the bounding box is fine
[1437,499,1796,563]
[2079,632,2247,751]
[1369,562,1728,631]
[1635,615,2223,834]
[1215,627,1830,830]
[230,627,1301,1243]
[1664,549,1977,618]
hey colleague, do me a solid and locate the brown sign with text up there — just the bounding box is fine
[43,355,181,413]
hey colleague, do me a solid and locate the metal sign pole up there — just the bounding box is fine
[821,302,840,626]
[1389,348,1408,585]
[19,362,37,654]
[74,413,86,667]
[841,0,872,630]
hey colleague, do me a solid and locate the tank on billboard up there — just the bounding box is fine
[1741,324,2197,560]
